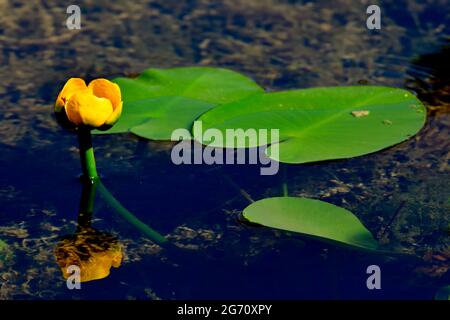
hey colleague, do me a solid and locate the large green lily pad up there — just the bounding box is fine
[114,66,264,104]
[96,96,215,139]
[94,67,264,139]
[199,86,426,163]
[243,197,379,251]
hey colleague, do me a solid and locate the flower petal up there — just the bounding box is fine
[66,92,113,127]
[65,94,83,126]
[88,78,122,110]
[104,101,123,126]
[55,78,87,112]
[111,249,123,268]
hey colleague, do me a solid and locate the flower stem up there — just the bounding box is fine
[77,179,97,228]
[77,128,99,181]
[223,174,254,204]
[76,127,169,246]
[97,180,168,245]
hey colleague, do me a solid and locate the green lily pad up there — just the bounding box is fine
[243,197,379,251]
[114,67,264,104]
[199,86,426,163]
[94,67,264,139]
[95,96,215,139]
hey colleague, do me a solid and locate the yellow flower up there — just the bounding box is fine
[55,78,123,130]
[55,227,123,282]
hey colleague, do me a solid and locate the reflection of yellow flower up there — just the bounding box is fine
[55,78,122,130]
[55,227,122,282]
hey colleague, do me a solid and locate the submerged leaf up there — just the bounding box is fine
[435,285,450,300]
[0,239,13,265]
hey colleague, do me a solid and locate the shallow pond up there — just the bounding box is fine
[0,0,449,299]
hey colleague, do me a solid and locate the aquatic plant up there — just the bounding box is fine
[0,239,13,267]
[55,67,426,254]
[54,78,168,249]
[55,78,122,131]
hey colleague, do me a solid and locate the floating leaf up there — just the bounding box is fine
[199,86,426,163]
[94,67,264,139]
[114,67,264,104]
[243,197,379,251]
[95,96,215,139]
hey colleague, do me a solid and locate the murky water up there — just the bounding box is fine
[0,0,449,299]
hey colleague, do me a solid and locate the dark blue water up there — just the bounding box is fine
[0,0,449,300]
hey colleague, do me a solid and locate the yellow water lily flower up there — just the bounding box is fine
[55,78,123,130]
[55,227,123,282]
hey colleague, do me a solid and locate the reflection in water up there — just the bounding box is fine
[0,0,447,300]
[54,180,123,282]
[55,226,122,283]
[406,41,450,110]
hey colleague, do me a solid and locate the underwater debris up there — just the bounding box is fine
[351,110,370,117]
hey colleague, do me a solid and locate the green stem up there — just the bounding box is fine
[223,174,254,204]
[76,127,168,246]
[77,128,99,181]
[97,180,168,245]
[77,179,97,228]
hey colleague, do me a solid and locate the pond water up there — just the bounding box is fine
[0,0,449,299]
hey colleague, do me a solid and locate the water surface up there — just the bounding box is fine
[0,0,449,299]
